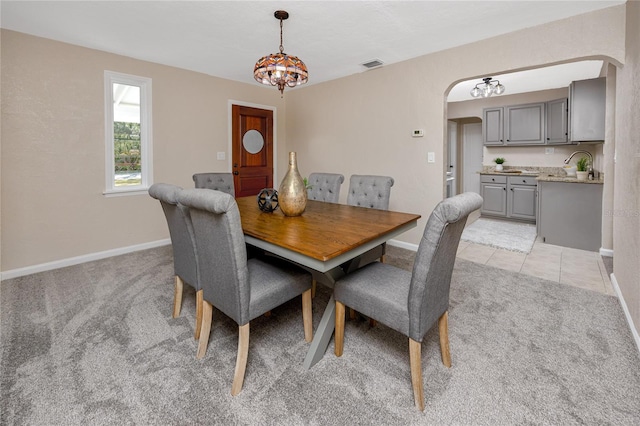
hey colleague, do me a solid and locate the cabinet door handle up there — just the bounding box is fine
[503,187,506,191]
[510,188,513,191]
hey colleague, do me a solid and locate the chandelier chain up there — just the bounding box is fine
[279,18,284,54]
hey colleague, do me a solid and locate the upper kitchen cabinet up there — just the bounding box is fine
[545,98,569,144]
[482,102,545,146]
[482,107,504,145]
[504,102,545,145]
[569,77,605,142]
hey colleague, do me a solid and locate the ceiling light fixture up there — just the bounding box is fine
[254,10,308,96]
[470,77,505,98]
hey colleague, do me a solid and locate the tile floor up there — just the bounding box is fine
[456,238,615,295]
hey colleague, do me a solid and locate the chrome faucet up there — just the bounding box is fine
[564,150,594,179]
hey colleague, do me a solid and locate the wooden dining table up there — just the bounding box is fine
[236,196,421,369]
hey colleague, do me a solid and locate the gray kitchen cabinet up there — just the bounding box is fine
[481,179,507,216]
[482,107,504,146]
[504,102,546,145]
[480,174,536,222]
[538,181,603,251]
[483,102,545,146]
[507,176,537,220]
[545,98,569,144]
[569,77,605,142]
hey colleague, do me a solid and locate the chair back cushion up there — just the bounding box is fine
[193,173,235,196]
[307,173,344,203]
[347,175,394,210]
[408,192,483,340]
[148,183,199,289]
[177,188,249,324]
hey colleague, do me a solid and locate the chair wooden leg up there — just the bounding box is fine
[438,311,452,368]
[409,338,425,411]
[194,289,203,340]
[172,275,184,318]
[264,311,271,317]
[335,301,345,356]
[302,289,313,343]
[349,308,356,320]
[369,318,378,327]
[231,323,250,396]
[380,254,386,263]
[311,279,317,299]
[196,300,213,359]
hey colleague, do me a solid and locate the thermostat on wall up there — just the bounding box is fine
[412,129,424,137]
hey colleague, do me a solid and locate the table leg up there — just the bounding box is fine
[303,293,336,370]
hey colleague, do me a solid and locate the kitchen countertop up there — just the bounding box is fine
[480,167,604,184]
[535,175,604,184]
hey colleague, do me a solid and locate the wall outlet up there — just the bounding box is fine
[427,152,435,163]
[217,152,225,160]
[545,147,555,154]
[412,129,424,137]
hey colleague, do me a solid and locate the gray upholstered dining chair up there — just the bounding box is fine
[345,174,395,268]
[148,183,203,340]
[177,188,313,396]
[343,174,395,323]
[333,192,483,411]
[307,172,344,203]
[192,172,235,196]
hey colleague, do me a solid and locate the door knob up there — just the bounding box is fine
[233,171,239,175]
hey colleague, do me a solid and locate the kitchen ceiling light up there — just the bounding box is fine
[470,77,505,98]
[254,10,308,96]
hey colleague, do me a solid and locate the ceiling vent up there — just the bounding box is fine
[361,59,384,69]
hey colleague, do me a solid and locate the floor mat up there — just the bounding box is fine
[461,218,536,253]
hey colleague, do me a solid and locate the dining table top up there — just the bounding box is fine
[235,196,421,263]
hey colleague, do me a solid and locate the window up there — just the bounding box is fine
[104,71,152,195]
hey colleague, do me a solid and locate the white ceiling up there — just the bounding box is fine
[0,1,623,95]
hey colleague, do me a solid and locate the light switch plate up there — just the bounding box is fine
[427,152,435,163]
[217,152,225,160]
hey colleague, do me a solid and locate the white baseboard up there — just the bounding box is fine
[387,239,419,252]
[610,273,640,354]
[1,239,171,281]
[600,248,614,257]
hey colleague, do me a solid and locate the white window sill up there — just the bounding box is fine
[103,187,150,197]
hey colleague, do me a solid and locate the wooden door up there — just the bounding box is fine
[232,105,273,197]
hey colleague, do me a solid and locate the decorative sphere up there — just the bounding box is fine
[257,188,279,212]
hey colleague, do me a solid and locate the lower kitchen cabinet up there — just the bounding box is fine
[538,181,602,251]
[480,174,536,222]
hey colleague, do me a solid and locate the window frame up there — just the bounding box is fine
[104,71,153,196]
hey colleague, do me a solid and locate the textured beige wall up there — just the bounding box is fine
[285,5,625,245]
[1,30,287,271]
[602,64,617,252]
[613,1,640,337]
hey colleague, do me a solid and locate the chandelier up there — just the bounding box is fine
[254,10,308,95]
[470,77,505,98]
